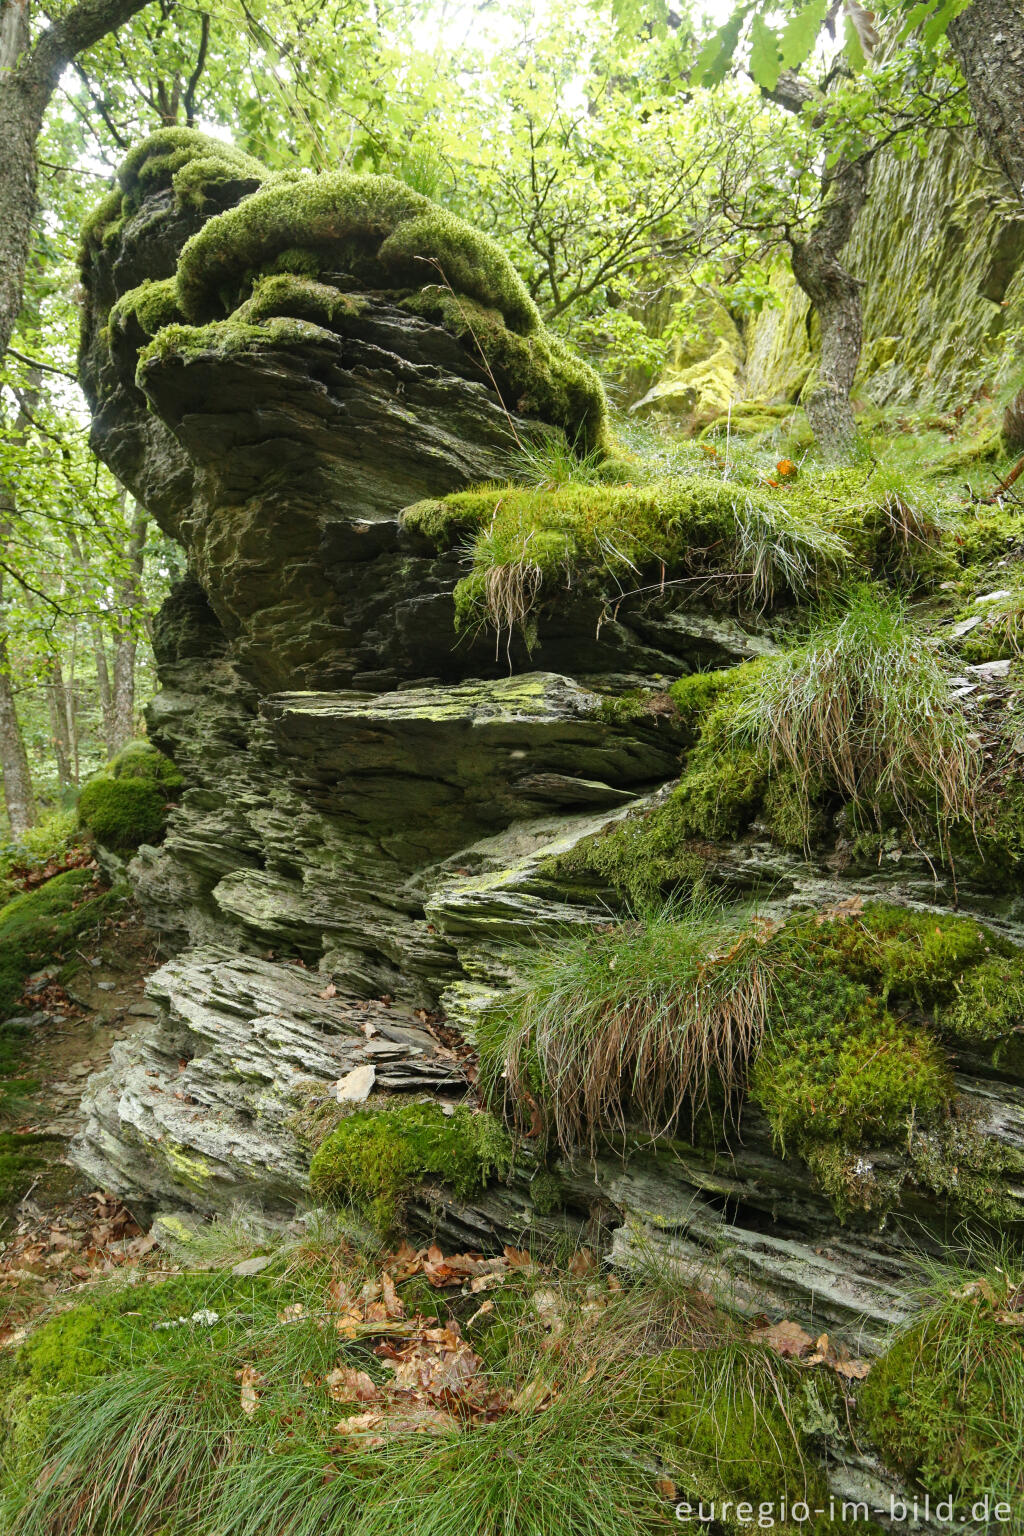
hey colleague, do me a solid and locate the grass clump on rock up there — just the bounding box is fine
[860,1258,1024,1506]
[308,1100,512,1232]
[404,477,848,646]
[730,585,980,849]
[479,899,777,1157]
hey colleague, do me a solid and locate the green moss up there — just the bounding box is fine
[749,906,991,1166]
[650,1345,833,1528]
[308,1100,512,1232]
[667,668,733,733]
[547,797,707,906]
[404,290,609,454]
[232,272,366,329]
[108,740,183,790]
[860,1269,1024,1504]
[934,957,1024,1049]
[137,314,327,374]
[405,478,845,639]
[908,1113,1024,1224]
[77,777,170,851]
[752,967,951,1156]
[176,171,537,330]
[109,278,182,338]
[116,127,266,214]
[0,1268,280,1475]
[0,868,120,1021]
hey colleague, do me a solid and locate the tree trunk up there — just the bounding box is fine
[44,653,75,792]
[0,559,35,836]
[947,0,1024,205]
[110,501,147,751]
[0,0,155,370]
[788,156,869,460]
[92,626,115,754]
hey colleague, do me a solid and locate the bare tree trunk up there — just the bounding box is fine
[0,560,35,835]
[110,502,147,751]
[44,653,75,792]
[92,625,114,754]
[947,0,1024,205]
[762,72,868,460]
[0,0,154,371]
[789,157,869,460]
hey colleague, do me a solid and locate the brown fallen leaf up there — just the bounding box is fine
[834,1356,871,1380]
[326,1366,379,1404]
[656,1476,677,1500]
[750,1319,814,1359]
[380,1270,404,1319]
[319,982,338,999]
[334,1411,386,1448]
[502,1246,533,1269]
[239,1364,264,1416]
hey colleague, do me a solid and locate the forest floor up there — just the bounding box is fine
[0,905,167,1335]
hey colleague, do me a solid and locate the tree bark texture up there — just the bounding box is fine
[44,653,74,791]
[948,0,1024,205]
[0,0,153,369]
[110,501,146,751]
[789,155,869,460]
[0,554,35,835]
[764,72,868,460]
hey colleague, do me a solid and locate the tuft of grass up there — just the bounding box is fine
[509,431,609,489]
[1,1260,696,1536]
[479,899,776,1157]
[859,1254,1024,1506]
[406,475,849,648]
[730,585,981,848]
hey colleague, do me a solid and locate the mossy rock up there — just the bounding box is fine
[88,132,608,456]
[77,777,170,851]
[77,742,182,852]
[649,1344,834,1529]
[108,740,184,791]
[859,1274,1024,1504]
[308,1099,512,1232]
[0,868,120,1022]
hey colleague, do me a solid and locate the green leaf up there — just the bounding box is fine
[778,0,828,69]
[690,9,746,87]
[842,11,867,71]
[749,14,782,91]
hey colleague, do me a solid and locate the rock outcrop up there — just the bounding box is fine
[73,130,1024,1367]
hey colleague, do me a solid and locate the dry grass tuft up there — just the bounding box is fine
[479,900,777,1158]
[730,585,981,849]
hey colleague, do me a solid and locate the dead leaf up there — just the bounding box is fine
[750,1319,814,1358]
[319,982,338,999]
[380,1270,404,1319]
[834,1357,871,1380]
[326,1366,380,1403]
[278,1303,305,1324]
[656,1476,677,1500]
[239,1364,264,1416]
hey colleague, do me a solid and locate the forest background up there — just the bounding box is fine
[0,0,1005,853]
